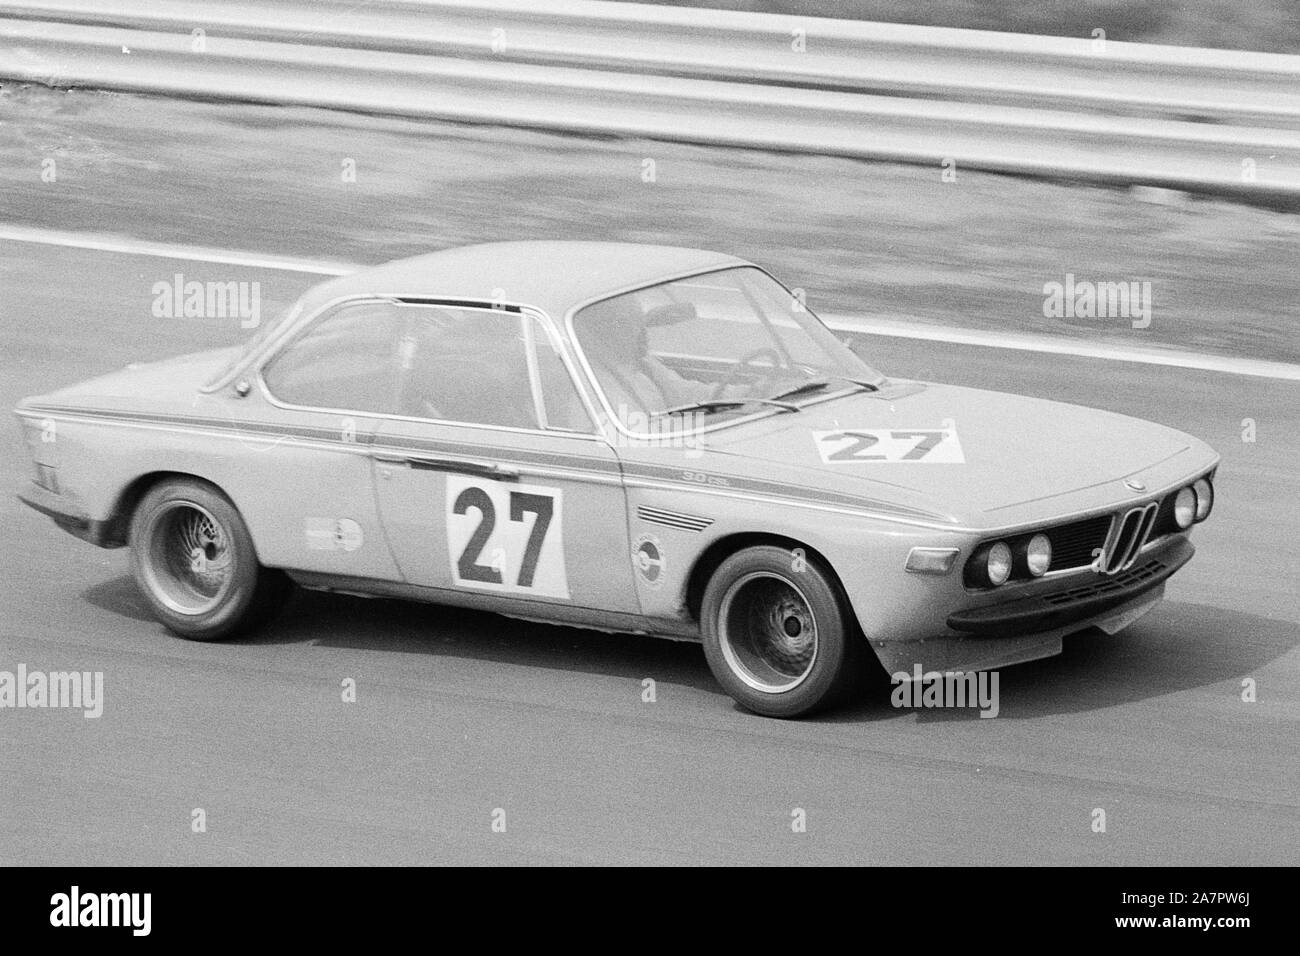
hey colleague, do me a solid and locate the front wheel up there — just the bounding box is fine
[700,545,859,718]
[129,478,291,641]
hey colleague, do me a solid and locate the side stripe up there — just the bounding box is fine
[19,402,960,526]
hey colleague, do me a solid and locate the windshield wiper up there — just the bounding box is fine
[767,376,880,404]
[768,379,831,402]
[828,374,880,392]
[652,397,799,418]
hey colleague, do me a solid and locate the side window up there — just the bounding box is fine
[262,301,402,413]
[396,306,540,429]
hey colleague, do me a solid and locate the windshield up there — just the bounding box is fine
[571,266,882,430]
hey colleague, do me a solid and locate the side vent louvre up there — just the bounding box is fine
[637,505,713,533]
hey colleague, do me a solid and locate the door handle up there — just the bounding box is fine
[409,456,521,481]
[373,452,520,481]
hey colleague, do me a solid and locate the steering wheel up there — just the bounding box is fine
[711,347,785,399]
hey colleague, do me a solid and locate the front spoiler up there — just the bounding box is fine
[871,584,1168,676]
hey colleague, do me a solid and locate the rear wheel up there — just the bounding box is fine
[129,478,291,641]
[700,545,859,717]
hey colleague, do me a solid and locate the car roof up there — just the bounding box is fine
[298,241,751,319]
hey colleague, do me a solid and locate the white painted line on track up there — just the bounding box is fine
[821,314,1300,382]
[4,224,1298,382]
[0,224,358,276]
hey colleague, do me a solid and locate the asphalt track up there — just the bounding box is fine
[1,238,1297,865]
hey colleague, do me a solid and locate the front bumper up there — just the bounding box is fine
[866,533,1191,675]
[946,536,1194,637]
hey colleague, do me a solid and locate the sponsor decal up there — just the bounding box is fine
[632,533,665,587]
[305,517,364,552]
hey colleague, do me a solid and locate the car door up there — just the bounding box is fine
[369,302,639,616]
[247,297,407,582]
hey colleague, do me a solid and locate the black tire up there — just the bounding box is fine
[700,545,861,718]
[128,478,291,641]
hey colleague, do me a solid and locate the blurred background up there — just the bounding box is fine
[645,0,1300,53]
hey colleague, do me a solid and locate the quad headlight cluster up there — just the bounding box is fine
[967,533,1052,588]
[960,474,1215,589]
[1170,476,1214,530]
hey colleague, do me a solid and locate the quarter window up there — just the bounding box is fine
[261,300,402,413]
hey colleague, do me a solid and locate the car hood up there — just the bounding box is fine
[665,380,1217,527]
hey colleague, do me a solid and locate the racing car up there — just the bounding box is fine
[14,242,1217,717]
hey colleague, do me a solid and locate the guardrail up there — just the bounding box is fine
[2,0,1298,195]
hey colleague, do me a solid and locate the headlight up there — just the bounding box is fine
[1192,478,1213,521]
[986,541,1013,586]
[1024,533,1052,577]
[1173,486,1196,529]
